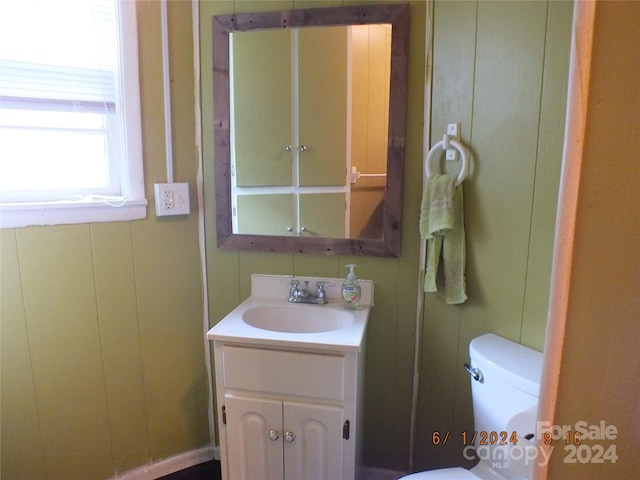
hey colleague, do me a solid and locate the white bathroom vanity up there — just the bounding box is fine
[207,274,373,480]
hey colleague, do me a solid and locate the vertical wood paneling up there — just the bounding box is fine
[1,3,208,479]
[521,0,573,350]
[294,254,341,279]
[0,230,47,479]
[461,0,547,340]
[202,0,245,331]
[384,0,428,468]
[236,0,292,13]
[451,3,551,459]
[132,220,208,459]
[17,225,113,480]
[415,0,571,471]
[415,0,478,470]
[202,0,566,473]
[135,0,209,460]
[91,222,150,472]
[0,0,574,478]
[202,0,423,473]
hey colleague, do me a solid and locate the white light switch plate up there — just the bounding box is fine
[154,182,190,216]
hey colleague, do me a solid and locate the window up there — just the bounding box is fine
[0,0,146,228]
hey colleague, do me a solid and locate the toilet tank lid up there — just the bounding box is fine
[469,334,543,395]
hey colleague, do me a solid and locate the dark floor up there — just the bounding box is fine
[156,460,222,480]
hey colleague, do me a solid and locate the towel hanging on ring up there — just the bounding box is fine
[421,134,470,304]
[420,174,467,304]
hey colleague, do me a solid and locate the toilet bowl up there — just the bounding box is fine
[400,467,476,479]
[400,334,543,480]
[401,467,477,479]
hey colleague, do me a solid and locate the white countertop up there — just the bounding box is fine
[207,274,372,353]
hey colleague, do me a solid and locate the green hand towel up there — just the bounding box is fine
[442,185,467,304]
[420,174,456,239]
[422,178,467,304]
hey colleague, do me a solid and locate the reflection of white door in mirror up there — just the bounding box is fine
[231,25,390,239]
[349,24,391,240]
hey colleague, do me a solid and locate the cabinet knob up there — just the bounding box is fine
[284,145,292,152]
[300,226,308,233]
[299,145,307,152]
[268,430,279,441]
[284,431,295,443]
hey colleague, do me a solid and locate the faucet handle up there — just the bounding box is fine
[315,281,327,303]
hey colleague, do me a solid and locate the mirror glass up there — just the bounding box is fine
[231,25,390,240]
[213,4,410,256]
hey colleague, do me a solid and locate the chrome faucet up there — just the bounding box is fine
[288,280,328,304]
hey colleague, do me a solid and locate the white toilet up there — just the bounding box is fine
[401,333,543,480]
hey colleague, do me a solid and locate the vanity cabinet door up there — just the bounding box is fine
[224,394,284,480]
[223,394,345,480]
[283,400,345,480]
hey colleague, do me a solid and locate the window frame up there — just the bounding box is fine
[0,0,147,229]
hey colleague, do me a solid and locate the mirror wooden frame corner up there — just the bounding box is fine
[212,3,410,257]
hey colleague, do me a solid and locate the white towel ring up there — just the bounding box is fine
[425,135,470,187]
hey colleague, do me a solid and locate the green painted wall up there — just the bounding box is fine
[202,0,572,473]
[200,0,427,472]
[1,0,573,477]
[0,2,209,479]
[414,0,573,471]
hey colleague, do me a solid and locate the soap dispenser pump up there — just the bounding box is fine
[342,264,362,310]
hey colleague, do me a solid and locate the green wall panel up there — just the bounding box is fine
[521,0,573,350]
[91,222,150,471]
[16,225,113,479]
[201,0,425,472]
[0,3,208,479]
[0,0,572,477]
[132,219,209,459]
[414,0,572,471]
[0,230,47,479]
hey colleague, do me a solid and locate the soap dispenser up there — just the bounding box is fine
[342,264,362,310]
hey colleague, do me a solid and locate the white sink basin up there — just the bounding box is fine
[207,274,372,352]
[242,304,353,333]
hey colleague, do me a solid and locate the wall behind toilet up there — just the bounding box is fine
[413,0,573,471]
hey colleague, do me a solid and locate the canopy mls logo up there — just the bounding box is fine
[462,443,553,468]
[463,420,619,467]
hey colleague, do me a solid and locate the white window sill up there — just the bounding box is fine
[0,198,147,228]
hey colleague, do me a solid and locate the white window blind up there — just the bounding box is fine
[0,0,146,227]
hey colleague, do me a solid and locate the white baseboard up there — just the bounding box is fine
[109,445,217,480]
[361,466,408,480]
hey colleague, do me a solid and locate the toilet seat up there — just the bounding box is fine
[399,467,479,479]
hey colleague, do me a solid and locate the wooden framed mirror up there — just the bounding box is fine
[212,3,409,257]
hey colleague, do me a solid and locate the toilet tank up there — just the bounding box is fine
[468,334,543,437]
